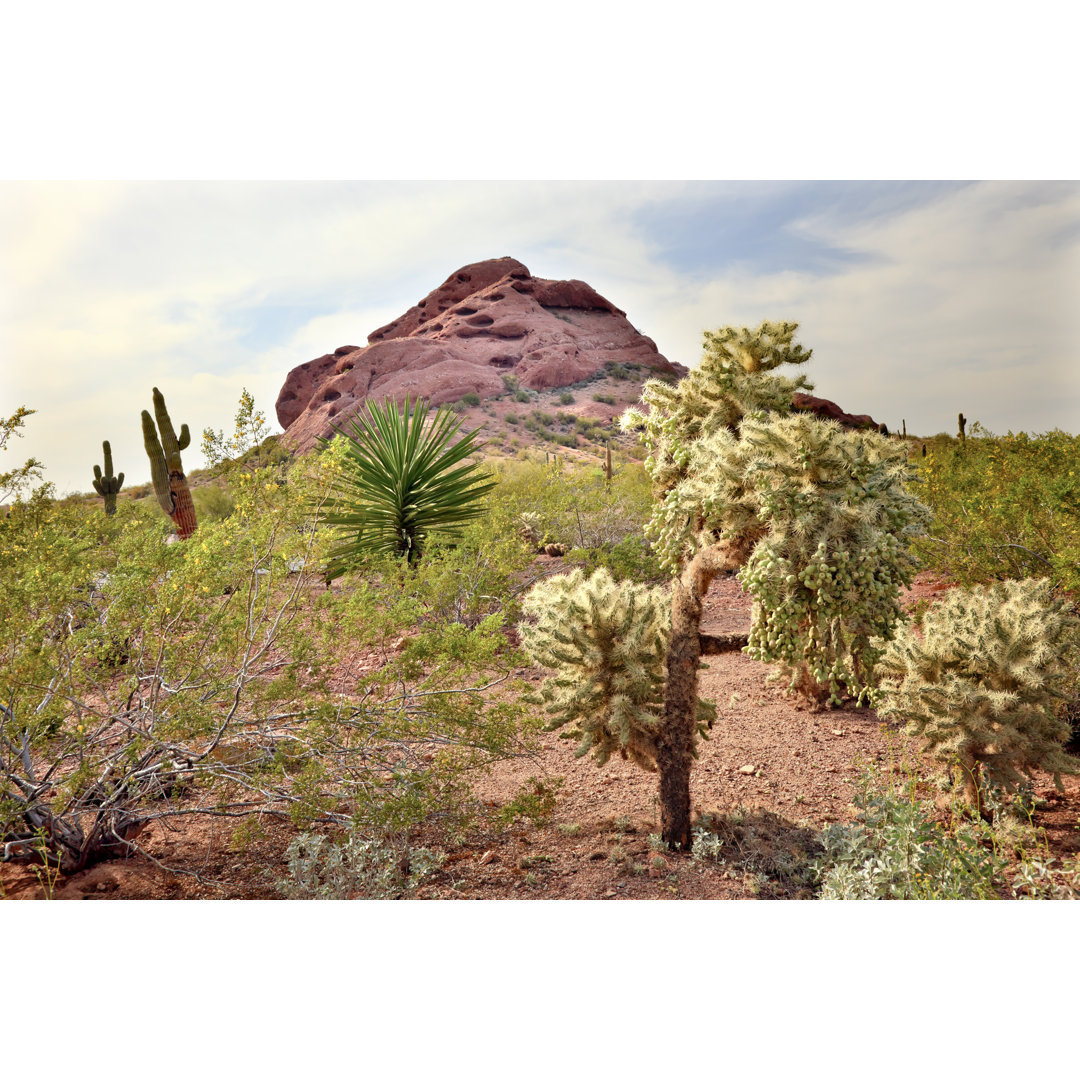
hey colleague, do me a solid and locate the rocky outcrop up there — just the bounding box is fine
[790,392,883,433]
[276,257,685,451]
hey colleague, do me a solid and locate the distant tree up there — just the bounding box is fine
[201,387,271,469]
[1,406,51,505]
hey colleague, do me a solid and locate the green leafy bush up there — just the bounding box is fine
[461,392,481,407]
[911,426,1080,595]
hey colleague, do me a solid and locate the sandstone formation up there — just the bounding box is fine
[790,392,883,433]
[276,257,685,451]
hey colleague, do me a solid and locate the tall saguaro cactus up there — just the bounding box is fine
[92,440,124,515]
[142,387,197,539]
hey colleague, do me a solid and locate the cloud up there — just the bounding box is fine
[2,180,1077,497]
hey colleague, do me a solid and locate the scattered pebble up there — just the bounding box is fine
[738,764,757,775]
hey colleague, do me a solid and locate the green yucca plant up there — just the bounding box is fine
[319,397,495,578]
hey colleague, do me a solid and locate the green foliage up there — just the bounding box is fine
[201,387,271,470]
[318,397,495,575]
[521,568,715,769]
[191,483,237,522]
[91,440,124,515]
[813,763,1004,899]
[461,392,481,407]
[876,578,1080,810]
[559,392,575,405]
[911,426,1080,595]
[501,374,520,393]
[0,450,530,875]
[1,406,51,505]
[592,393,616,405]
[493,776,564,828]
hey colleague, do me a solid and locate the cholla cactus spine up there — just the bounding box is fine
[91,439,124,515]
[141,387,197,539]
[521,567,714,770]
[876,577,1080,816]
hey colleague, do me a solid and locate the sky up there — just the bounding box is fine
[2,179,1078,497]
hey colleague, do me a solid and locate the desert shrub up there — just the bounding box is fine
[192,483,236,521]
[278,829,444,899]
[875,577,1080,816]
[911,426,1080,594]
[0,452,531,876]
[559,392,574,405]
[520,567,714,769]
[493,776,564,828]
[505,414,519,425]
[566,534,667,584]
[592,393,616,405]
[813,763,1004,899]
[514,390,531,403]
[461,392,481,407]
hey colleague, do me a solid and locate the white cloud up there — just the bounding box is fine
[2,180,1077,497]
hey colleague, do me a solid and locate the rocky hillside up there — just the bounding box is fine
[275,257,686,451]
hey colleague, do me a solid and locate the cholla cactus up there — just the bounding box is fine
[876,578,1080,816]
[521,568,714,770]
[622,320,813,496]
[655,412,929,703]
[517,511,544,549]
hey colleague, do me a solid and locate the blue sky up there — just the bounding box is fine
[2,179,1078,497]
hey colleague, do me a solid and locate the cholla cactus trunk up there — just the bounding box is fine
[91,439,124,515]
[660,544,740,848]
[141,387,197,539]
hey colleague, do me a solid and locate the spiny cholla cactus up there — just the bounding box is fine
[520,567,715,770]
[652,412,930,704]
[876,578,1080,815]
[622,320,814,496]
[517,511,544,549]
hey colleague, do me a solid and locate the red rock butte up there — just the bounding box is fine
[275,257,686,451]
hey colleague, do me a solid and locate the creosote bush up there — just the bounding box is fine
[876,577,1080,816]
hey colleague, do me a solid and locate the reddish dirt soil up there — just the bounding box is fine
[3,571,1077,901]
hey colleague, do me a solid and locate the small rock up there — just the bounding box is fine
[478,850,496,866]
[738,764,757,775]
[832,729,845,737]
[603,889,616,898]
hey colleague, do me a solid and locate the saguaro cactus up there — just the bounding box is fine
[91,440,124,515]
[142,387,197,539]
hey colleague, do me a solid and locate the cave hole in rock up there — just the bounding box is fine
[489,355,518,368]
[486,292,505,302]
[466,314,495,327]
[454,306,478,317]
[320,389,342,403]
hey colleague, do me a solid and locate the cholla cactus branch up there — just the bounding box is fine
[521,568,714,770]
[876,578,1080,816]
